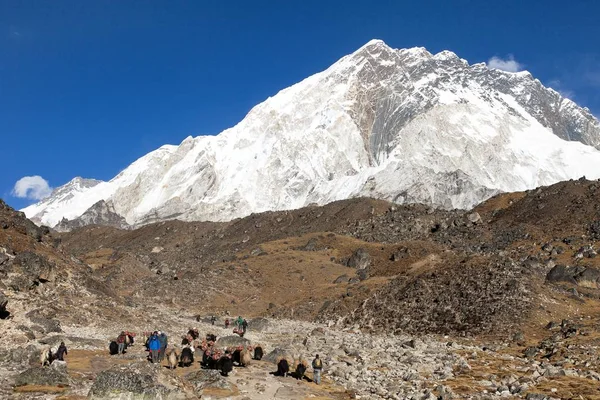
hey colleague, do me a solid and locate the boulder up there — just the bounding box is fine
[88,362,183,399]
[248,317,270,332]
[215,335,250,348]
[186,370,231,395]
[333,274,350,284]
[346,248,371,270]
[0,345,39,365]
[14,366,70,387]
[26,309,62,333]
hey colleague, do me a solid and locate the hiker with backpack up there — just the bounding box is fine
[312,354,323,384]
[148,332,161,363]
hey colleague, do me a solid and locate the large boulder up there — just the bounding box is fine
[26,309,62,333]
[186,370,231,396]
[215,335,250,348]
[88,362,184,399]
[248,317,271,332]
[346,248,371,270]
[546,265,600,288]
[14,366,70,387]
[0,345,40,366]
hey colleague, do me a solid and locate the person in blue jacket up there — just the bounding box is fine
[148,332,161,363]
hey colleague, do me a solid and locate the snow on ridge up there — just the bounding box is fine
[22,39,600,228]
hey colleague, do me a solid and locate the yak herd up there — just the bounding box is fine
[107,328,311,381]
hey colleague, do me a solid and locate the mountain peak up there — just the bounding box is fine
[22,43,600,229]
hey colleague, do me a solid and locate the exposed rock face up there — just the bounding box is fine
[23,40,600,228]
[54,200,129,232]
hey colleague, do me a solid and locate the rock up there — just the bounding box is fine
[9,252,56,290]
[215,335,250,348]
[512,331,525,344]
[186,369,231,395]
[250,247,268,256]
[248,317,270,332]
[526,394,549,400]
[467,212,481,224]
[334,274,350,284]
[14,366,70,387]
[347,248,371,270]
[88,362,180,399]
[524,346,538,358]
[26,309,62,333]
[0,345,39,365]
[300,238,319,251]
[357,268,369,281]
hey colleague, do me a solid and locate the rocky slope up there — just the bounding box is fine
[2,179,600,398]
[23,39,600,229]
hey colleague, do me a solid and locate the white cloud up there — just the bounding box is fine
[487,55,524,73]
[11,176,53,201]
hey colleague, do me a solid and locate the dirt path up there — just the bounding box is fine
[58,344,351,400]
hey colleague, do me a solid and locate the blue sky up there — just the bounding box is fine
[2,0,600,209]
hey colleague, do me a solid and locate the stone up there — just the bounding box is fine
[88,362,180,399]
[186,369,231,395]
[346,248,371,270]
[524,347,538,358]
[526,394,548,400]
[14,366,70,387]
[248,317,270,332]
[334,274,350,284]
[215,335,250,348]
[467,212,481,224]
[26,309,62,333]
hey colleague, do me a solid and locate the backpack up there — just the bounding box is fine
[314,358,322,369]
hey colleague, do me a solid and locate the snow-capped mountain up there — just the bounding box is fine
[24,39,600,228]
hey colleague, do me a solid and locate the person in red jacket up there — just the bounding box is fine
[117,331,127,355]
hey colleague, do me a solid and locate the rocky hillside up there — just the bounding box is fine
[23,40,600,229]
[2,179,600,399]
[55,179,600,338]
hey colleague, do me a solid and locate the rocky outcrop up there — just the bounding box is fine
[14,365,70,387]
[55,200,129,232]
[88,362,183,399]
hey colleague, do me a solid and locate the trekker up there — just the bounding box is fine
[242,319,248,334]
[312,354,323,384]
[236,316,243,329]
[210,315,217,325]
[225,318,230,329]
[148,332,161,363]
[55,342,68,361]
[117,331,127,355]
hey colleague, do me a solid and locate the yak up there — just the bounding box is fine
[253,345,264,360]
[180,346,194,367]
